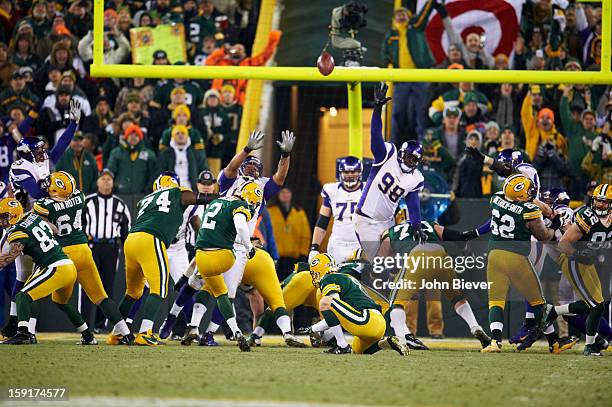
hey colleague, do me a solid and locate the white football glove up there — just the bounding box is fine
[308,249,319,264]
[69,98,82,123]
[245,130,265,152]
[276,130,295,156]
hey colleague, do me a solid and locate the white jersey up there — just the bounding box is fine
[516,163,540,199]
[321,182,362,243]
[219,174,279,235]
[9,158,51,209]
[169,204,203,250]
[357,143,424,221]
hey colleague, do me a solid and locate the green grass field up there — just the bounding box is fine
[0,334,610,407]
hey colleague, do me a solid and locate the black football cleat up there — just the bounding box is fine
[324,344,352,355]
[471,326,492,349]
[549,336,578,354]
[308,328,323,348]
[387,336,410,356]
[1,316,18,338]
[2,330,34,345]
[516,326,542,352]
[235,332,251,352]
[405,333,429,350]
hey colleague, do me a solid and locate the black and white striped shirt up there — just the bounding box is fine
[84,193,131,242]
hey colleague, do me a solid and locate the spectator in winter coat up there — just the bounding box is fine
[106,124,157,194]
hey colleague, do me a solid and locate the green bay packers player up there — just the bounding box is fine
[189,180,261,352]
[308,253,409,355]
[0,198,94,345]
[118,171,215,346]
[545,184,612,356]
[482,174,555,353]
[33,172,134,345]
[250,262,321,346]
[377,220,491,349]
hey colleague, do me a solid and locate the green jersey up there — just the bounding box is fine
[196,197,253,250]
[33,191,87,247]
[130,188,185,247]
[319,272,381,312]
[6,212,68,267]
[384,221,440,254]
[488,192,542,256]
[574,206,612,243]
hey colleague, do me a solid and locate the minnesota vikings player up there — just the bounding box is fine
[353,83,425,259]
[309,156,363,264]
[1,98,81,338]
[182,129,304,347]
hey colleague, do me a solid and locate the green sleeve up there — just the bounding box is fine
[107,148,119,174]
[559,95,577,137]
[381,34,392,67]
[320,274,342,296]
[145,149,158,192]
[159,128,172,148]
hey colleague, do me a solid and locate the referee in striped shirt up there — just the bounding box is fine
[83,169,131,332]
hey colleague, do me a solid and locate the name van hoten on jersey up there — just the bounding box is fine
[51,195,84,211]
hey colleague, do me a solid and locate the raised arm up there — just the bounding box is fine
[221,130,264,181]
[272,130,295,185]
[371,82,392,163]
[49,99,82,164]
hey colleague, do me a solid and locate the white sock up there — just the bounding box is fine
[389,308,408,344]
[276,315,291,335]
[139,319,154,333]
[525,312,535,319]
[555,304,570,316]
[206,321,220,333]
[190,303,207,328]
[543,324,555,335]
[126,318,133,325]
[76,323,87,333]
[18,321,28,329]
[455,302,479,330]
[311,319,329,333]
[113,320,130,336]
[10,301,16,316]
[328,325,348,347]
[170,302,183,317]
[253,326,265,337]
[322,329,335,342]
[28,318,37,334]
[490,321,503,333]
[586,334,596,345]
[226,317,240,335]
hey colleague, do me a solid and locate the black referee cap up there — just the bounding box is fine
[198,170,215,185]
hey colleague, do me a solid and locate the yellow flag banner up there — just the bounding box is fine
[129,24,187,65]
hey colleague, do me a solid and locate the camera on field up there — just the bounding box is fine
[329,1,368,67]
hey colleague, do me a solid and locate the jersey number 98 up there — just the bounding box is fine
[378,173,405,203]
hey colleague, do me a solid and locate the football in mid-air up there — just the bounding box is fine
[317,52,335,76]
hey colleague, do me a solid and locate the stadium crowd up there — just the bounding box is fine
[386,0,611,201]
[0,0,609,348]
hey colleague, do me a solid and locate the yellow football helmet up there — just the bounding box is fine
[309,253,336,288]
[235,180,263,208]
[153,171,180,191]
[503,173,535,202]
[0,198,24,227]
[48,171,76,201]
[591,183,612,217]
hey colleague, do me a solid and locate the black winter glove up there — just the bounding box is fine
[374,82,391,109]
